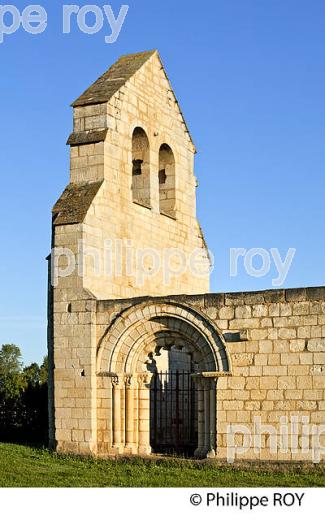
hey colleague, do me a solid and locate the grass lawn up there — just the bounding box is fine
[0,443,324,487]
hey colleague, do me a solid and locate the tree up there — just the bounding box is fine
[0,345,48,443]
[22,356,48,388]
[40,355,48,386]
[23,363,41,388]
[0,344,25,399]
[0,344,26,438]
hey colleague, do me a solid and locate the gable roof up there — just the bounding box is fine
[52,181,103,226]
[71,50,195,150]
[72,50,156,107]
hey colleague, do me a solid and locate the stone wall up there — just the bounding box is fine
[202,287,325,461]
[50,286,325,461]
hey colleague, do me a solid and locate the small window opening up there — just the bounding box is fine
[159,169,167,184]
[133,159,143,176]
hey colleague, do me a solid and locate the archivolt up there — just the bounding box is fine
[97,301,230,374]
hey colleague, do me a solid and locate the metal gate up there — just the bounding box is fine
[150,371,197,455]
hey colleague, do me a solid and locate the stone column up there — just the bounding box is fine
[112,375,122,451]
[203,378,211,456]
[134,378,139,451]
[137,373,152,455]
[194,378,205,458]
[125,375,135,453]
[208,379,216,458]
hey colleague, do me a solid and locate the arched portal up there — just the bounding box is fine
[97,302,230,457]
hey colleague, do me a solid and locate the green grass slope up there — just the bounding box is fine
[0,443,324,487]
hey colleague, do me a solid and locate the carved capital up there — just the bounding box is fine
[111,374,120,387]
[124,374,134,387]
[137,372,152,388]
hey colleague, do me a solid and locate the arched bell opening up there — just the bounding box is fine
[131,127,151,207]
[158,143,176,218]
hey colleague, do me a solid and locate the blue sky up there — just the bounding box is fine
[0,0,324,364]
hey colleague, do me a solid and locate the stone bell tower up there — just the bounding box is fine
[49,50,213,455]
[52,49,210,302]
